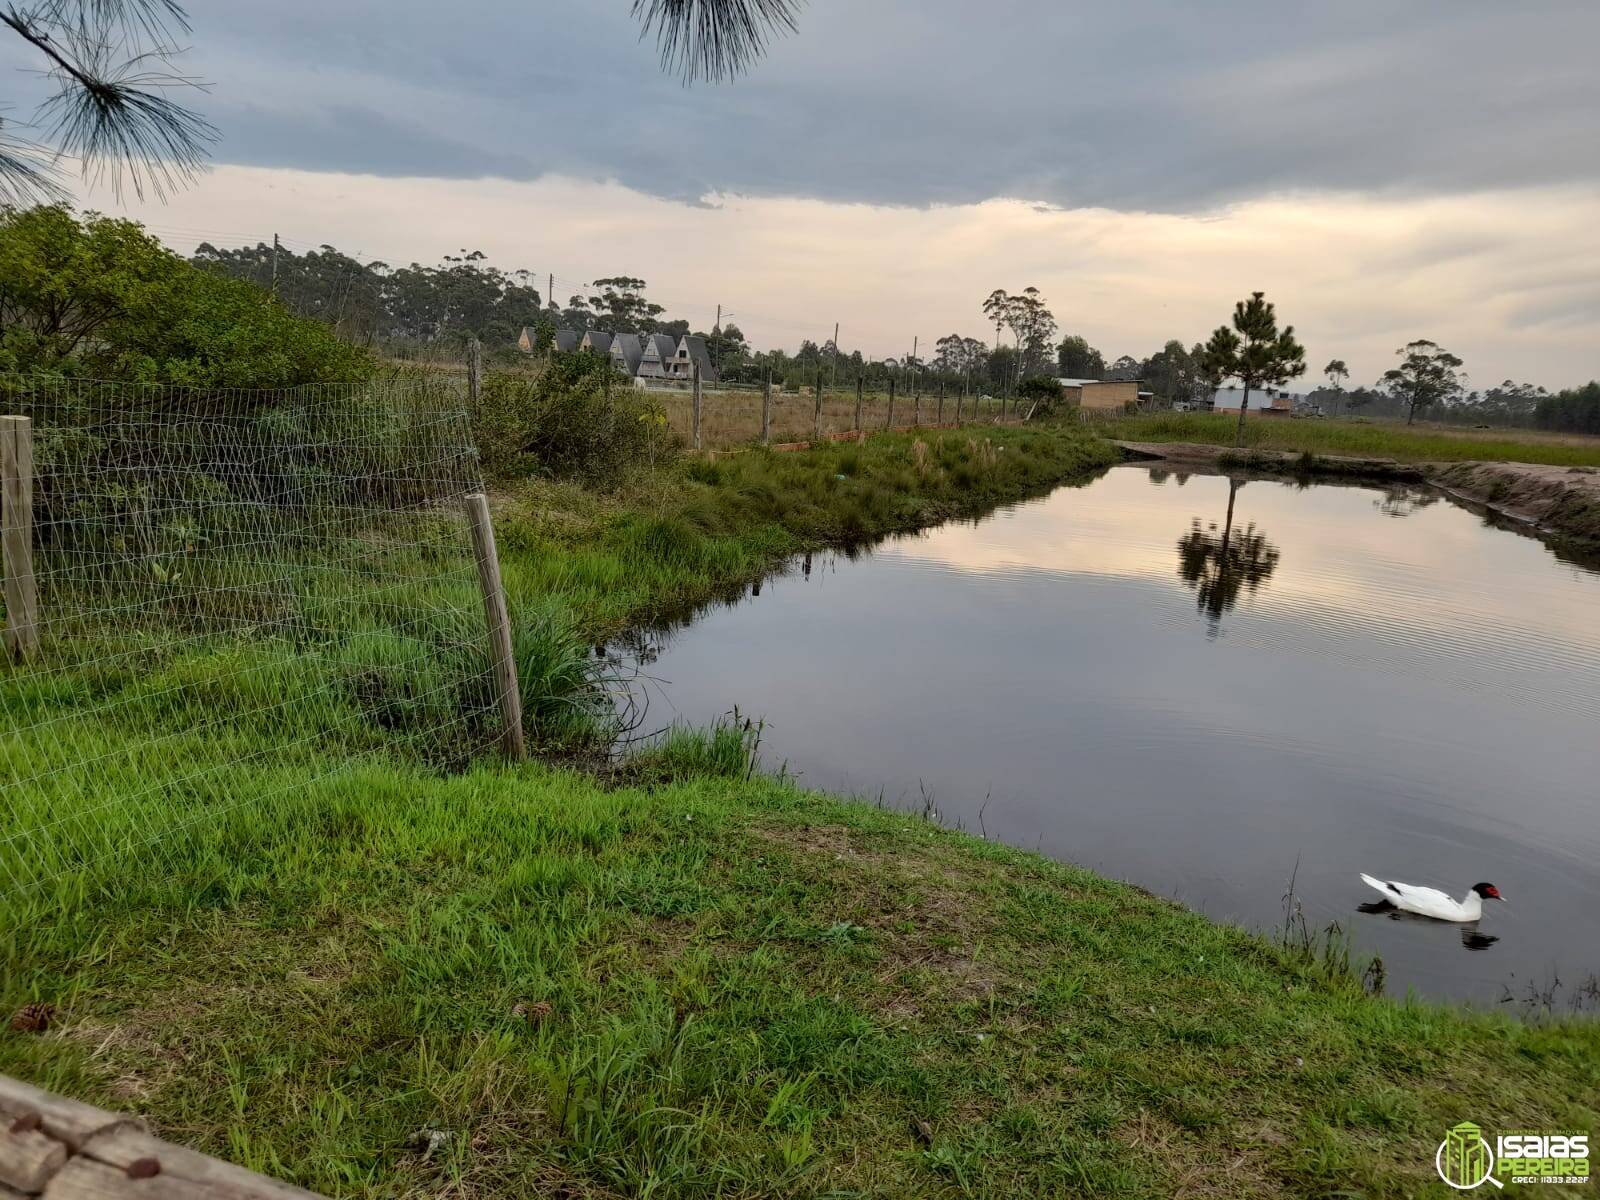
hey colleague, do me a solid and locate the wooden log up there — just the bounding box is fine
[79,1127,325,1199]
[463,493,526,761]
[43,1156,211,1199]
[1,416,37,661]
[0,1076,133,1152]
[0,1127,67,1192]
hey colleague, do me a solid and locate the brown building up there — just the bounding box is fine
[1058,378,1140,410]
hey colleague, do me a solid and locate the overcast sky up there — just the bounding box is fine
[15,1,1600,386]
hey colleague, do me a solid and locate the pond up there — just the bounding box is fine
[626,464,1600,1005]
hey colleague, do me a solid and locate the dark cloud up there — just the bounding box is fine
[20,0,1597,211]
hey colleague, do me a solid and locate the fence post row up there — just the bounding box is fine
[692,362,703,451]
[855,377,864,440]
[463,492,526,762]
[2,416,37,662]
[813,371,823,443]
[762,371,772,445]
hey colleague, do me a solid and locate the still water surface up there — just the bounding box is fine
[631,465,1600,1003]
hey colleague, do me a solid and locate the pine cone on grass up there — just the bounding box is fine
[9,1003,55,1033]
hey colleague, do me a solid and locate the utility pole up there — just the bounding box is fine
[832,321,840,384]
[270,233,280,297]
[548,273,554,311]
[715,303,722,333]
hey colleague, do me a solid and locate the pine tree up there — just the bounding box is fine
[1202,292,1307,446]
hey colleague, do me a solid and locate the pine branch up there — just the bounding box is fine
[631,0,799,83]
[2,1,213,201]
[0,110,66,204]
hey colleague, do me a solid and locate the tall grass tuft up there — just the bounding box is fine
[631,712,765,782]
[509,601,620,752]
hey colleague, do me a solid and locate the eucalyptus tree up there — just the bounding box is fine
[980,287,1057,389]
[1382,340,1465,425]
[1057,334,1106,380]
[1323,358,1349,415]
[1011,287,1058,378]
[1202,291,1306,446]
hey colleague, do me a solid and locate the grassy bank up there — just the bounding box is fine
[1106,411,1600,468]
[3,756,1597,1198]
[489,426,1118,640]
[4,424,1598,1198]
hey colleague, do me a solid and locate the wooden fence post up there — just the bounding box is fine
[887,379,896,430]
[692,362,703,451]
[813,371,823,443]
[467,337,483,409]
[2,416,37,661]
[855,376,864,440]
[938,382,945,425]
[463,492,526,762]
[762,371,772,445]
[913,381,921,427]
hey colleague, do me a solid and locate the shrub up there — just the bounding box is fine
[472,353,672,485]
[1016,376,1064,416]
[0,205,371,386]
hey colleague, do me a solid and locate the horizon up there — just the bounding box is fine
[15,1,1599,391]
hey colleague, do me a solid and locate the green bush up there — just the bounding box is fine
[1017,376,1064,415]
[473,354,672,485]
[0,206,372,386]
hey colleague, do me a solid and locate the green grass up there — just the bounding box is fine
[491,427,1123,639]
[1107,412,1600,467]
[2,762,1595,1198]
[3,423,1597,1198]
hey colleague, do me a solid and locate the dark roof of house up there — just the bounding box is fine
[581,330,614,354]
[552,329,580,353]
[643,333,677,359]
[679,336,720,382]
[610,332,644,375]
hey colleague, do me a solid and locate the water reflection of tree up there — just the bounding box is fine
[1373,485,1440,518]
[1176,478,1281,632]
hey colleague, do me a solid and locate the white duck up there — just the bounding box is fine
[1359,875,1505,922]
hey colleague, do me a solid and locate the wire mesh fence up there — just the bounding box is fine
[642,381,1022,449]
[0,374,496,901]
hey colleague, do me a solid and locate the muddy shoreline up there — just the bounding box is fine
[1113,439,1600,553]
